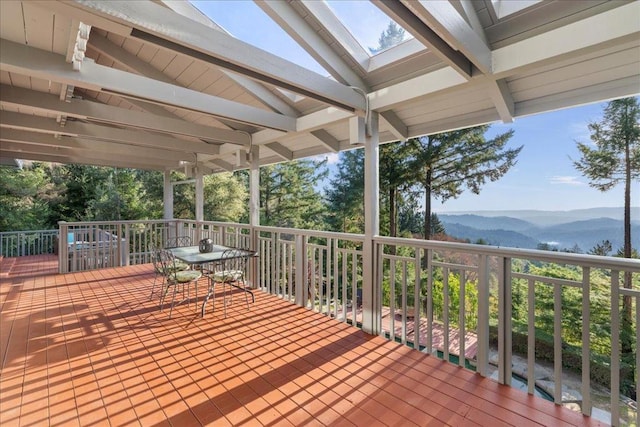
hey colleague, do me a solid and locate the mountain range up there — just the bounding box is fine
[437,207,640,252]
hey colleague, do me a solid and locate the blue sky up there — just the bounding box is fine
[192,1,639,213]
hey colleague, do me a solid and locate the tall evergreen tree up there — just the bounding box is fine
[573,97,640,389]
[86,168,149,221]
[0,163,54,231]
[203,173,247,222]
[406,126,520,239]
[260,159,328,229]
[371,21,405,53]
[325,150,365,233]
[380,142,416,243]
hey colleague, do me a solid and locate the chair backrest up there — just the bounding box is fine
[165,236,192,248]
[157,249,179,281]
[218,248,250,282]
[151,246,164,274]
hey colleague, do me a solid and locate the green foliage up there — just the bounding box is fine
[85,169,150,221]
[407,126,520,239]
[325,150,365,233]
[0,163,55,231]
[371,21,405,53]
[573,97,640,192]
[260,159,328,229]
[204,173,247,222]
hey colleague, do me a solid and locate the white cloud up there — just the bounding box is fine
[549,176,584,186]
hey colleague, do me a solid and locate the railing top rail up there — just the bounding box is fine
[254,225,365,241]
[375,235,640,271]
[58,219,173,226]
[1,229,58,234]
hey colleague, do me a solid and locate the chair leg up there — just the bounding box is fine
[150,272,157,300]
[150,272,165,301]
[168,284,179,318]
[159,283,170,311]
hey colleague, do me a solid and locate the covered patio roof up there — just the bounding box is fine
[1,0,639,172]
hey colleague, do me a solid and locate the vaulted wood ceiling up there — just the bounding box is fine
[1,0,638,173]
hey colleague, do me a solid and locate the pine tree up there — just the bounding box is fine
[371,22,405,53]
[260,159,328,229]
[406,126,520,239]
[325,150,365,233]
[573,97,640,395]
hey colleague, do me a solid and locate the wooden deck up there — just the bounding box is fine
[1,256,604,426]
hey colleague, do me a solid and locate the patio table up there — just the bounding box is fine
[168,245,257,317]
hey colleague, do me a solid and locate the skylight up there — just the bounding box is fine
[190,0,329,76]
[491,0,543,19]
[324,0,413,55]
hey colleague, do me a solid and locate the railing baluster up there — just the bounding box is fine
[414,249,421,351]
[443,266,450,362]
[527,278,536,395]
[581,267,591,417]
[459,270,466,368]
[610,271,620,426]
[553,281,562,405]
[426,249,434,355]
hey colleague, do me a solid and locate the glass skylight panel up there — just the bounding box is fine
[324,0,413,55]
[490,0,543,19]
[190,0,329,76]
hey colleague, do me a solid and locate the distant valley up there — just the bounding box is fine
[437,207,640,252]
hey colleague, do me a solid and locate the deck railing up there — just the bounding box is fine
[0,229,58,257]
[30,220,637,425]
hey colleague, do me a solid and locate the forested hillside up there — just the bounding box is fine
[440,214,640,252]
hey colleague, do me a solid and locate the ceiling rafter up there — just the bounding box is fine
[372,0,473,79]
[0,39,296,132]
[402,0,492,74]
[380,111,408,142]
[0,85,248,146]
[0,141,178,169]
[258,1,368,90]
[300,0,370,70]
[265,142,293,161]
[310,130,340,153]
[90,33,299,123]
[0,110,220,156]
[0,128,189,162]
[32,0,366,113]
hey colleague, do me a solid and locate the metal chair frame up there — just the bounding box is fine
[158,248,202,318]
[201,248,255,318]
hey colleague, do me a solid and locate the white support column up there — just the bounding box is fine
[249,145,260,228]
[195,167,204,222]
[361,111,380,335]
[163,170,173,220]
[249,145,260,288]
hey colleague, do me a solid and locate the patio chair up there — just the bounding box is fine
[149,244,190,301]
[201,248,255,318]
[157,248,203,318]
[164,236,192,248]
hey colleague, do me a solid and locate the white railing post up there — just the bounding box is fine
[476,254,490,377]
[294,234,306,307]
[498,257,512,386]
[610,271,621,427]
[581,267,592,417]
[58,222,68,274]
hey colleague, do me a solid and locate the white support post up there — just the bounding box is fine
[361,111,379,335]
[249,145,260,287]
[195,167,204,222]
[58,221,68,274]
[249,146,260,228]
[163,170,173,220]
